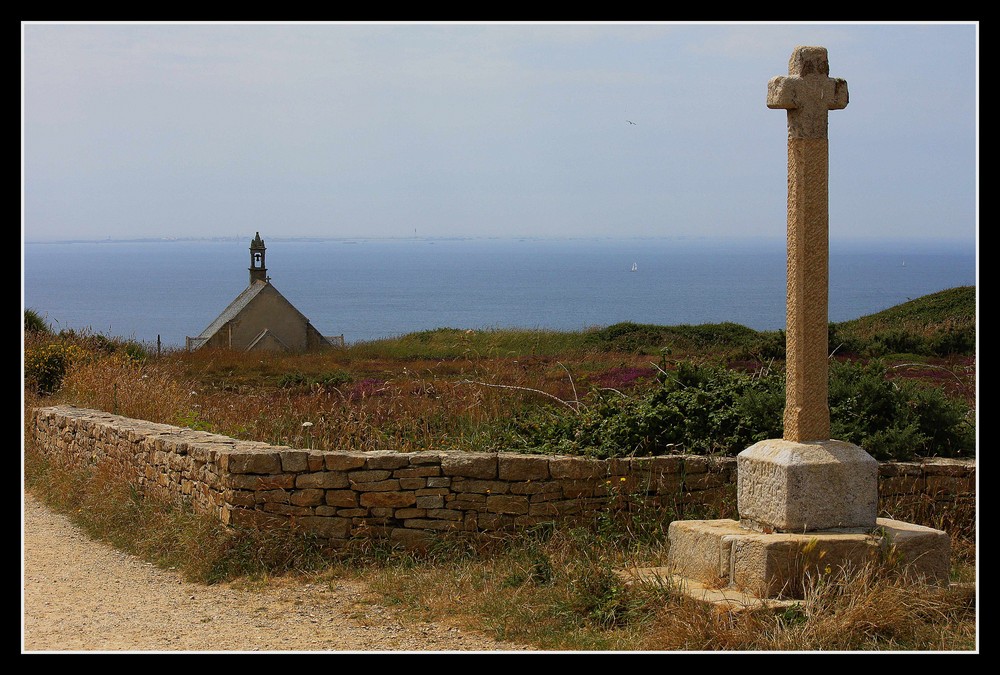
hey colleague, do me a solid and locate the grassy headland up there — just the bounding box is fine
[23,286,977,651]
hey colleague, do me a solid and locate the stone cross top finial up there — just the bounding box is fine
[768,46,848,443]
[767,46,848,139]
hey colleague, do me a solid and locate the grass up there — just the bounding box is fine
[22,436,977,651]
[22,287,977,651]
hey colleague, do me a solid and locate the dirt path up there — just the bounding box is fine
[21,492,529,653]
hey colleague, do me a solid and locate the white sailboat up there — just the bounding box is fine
[631,262,638,272]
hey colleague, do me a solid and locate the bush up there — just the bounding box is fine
[24,342,88,395]
[24,309,51,335]
[829,360,975,460]
[508,361,785,457]
[505,359,974,461]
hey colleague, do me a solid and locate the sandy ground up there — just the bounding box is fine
[21,492,530,653]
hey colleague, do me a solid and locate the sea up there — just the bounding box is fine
[22,236,977,349]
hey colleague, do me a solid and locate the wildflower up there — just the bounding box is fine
[302,421,314,428]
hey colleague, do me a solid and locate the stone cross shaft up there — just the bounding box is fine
[767,46,848,443]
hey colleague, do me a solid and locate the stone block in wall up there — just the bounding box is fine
[427,477,452,488]
[923,458,976,477]
[448,496,487,510]
[481,512,520,531]
[281,451,311,473]
[487,494,530,515]
[394,508,427,519]
[879,475,926,496]
[325,452,368,471]
[682,456,709,474]
[307,452,326,471]
[926,475,974,497]
[353,479,401,492]
[364,451,412,470]
[559,479,598,499]
[168,453,191,472]
[549,456,608,480]
[289,489,325,506]
[296,471,350,489]
[510,480,559,496]
[408,451,445,466]
[399,478,427,490]
[264,503,314,517]
[224,473,295,490]
[299,515,351,539]
[528,489,563,504]
[394,466,442,478]
[336,508,368,518]
[415,495,445,509]
[879,461,922,478]
[528,502,560,518]
[441,453,497,479]
[530,500,580,517]
[685,468,732,491]
[221,452,282,475]
[453,478,509,495]
[426,508,463,521]
[258,489,291,504]
[224,489,257,507]
[499,455,550,481]
[360,491,417,508]
[150,435,184,455]
[401,518,464,531]
[653,472,684,495]
[187,444,221,463]
[348,469,392,483]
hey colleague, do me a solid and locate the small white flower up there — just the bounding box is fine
[302,421,314,428]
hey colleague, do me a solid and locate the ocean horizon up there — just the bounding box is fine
[22,235,977,349]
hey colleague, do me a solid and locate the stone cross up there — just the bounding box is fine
[767,46,848,443]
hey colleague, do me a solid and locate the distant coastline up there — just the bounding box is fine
[21,233,976,254]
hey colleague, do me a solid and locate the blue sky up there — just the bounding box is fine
[22,21,978,246]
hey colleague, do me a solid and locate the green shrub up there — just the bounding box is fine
[24,309,51,335]
[508,361,785,457]
[24,342,88,395]
[505,359,974,461]
[583,322,768,357]
[829,360,975,460]
[926,325,976,356]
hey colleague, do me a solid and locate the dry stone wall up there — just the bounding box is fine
[28,405,975,549]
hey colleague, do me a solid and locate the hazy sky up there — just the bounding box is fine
[22,21,978,245]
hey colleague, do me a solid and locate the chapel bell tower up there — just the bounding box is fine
[249,232,268,284]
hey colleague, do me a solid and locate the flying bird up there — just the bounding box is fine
[626,119,637,125]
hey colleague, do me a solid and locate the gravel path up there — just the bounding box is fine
[22,492,528,653]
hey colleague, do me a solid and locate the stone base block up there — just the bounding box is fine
[738,438,878,532]
[667,517,950,600]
